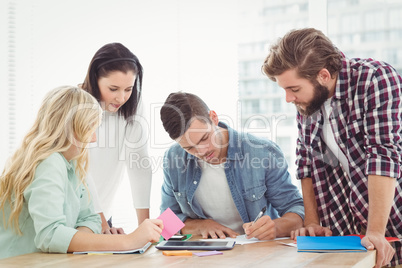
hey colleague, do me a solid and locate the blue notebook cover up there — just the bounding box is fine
[297,236,367,253]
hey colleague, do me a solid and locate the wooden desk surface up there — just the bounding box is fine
[0,238,375,268]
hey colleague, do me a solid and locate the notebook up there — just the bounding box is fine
[347,234,400,243]
[297,236,367,253]
[73,242,152,254]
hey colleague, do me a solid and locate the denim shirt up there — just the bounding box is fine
[161,122,304,224]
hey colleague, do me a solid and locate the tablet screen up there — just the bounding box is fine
[163,241,227,247]
[156,240,235,250]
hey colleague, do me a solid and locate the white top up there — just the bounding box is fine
[86,101,152,219]
[321,98,350,177]
[194,161,244,234]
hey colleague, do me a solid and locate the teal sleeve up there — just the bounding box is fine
[24,154,92,253]
[75,185,102,234]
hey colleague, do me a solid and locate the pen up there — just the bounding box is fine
[253,206,267,224]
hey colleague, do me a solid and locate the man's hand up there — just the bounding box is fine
[243,215,276,240]
[361,232,395,268]
[182,218,239,239]
[363,175,397,268]
[290,223,332,240]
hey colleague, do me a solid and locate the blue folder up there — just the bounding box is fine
[297,236,367,253]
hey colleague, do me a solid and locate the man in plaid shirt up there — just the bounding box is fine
[263,28,402,267]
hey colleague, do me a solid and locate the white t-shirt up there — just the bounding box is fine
[194,160,244,234]
[321,98,350,177]
[86,101,152,219]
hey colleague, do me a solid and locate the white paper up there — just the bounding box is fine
[280,242,298,248]
[199,235,290,245]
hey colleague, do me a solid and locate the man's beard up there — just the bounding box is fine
[296,81,330,117]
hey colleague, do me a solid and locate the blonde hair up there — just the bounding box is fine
[0,85,102,234]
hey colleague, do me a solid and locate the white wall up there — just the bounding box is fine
[0,0,239,232]
[0,0,9,169]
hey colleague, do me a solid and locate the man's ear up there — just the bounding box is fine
[316,68,331,85]
[209,110,219,125]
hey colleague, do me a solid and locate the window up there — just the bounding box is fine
[4,0,402,233]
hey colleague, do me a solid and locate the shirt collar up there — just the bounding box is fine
[58,152,74,171]
[334,54,352,100]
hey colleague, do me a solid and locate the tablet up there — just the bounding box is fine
[156,240,236,250]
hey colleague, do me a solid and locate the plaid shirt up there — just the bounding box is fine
[295,55,402,265]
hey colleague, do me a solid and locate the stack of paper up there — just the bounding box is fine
[199,235,289,245]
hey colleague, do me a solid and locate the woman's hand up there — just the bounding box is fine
[126,219,164,249]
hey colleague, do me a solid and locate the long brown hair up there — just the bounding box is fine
[82,43,143,121]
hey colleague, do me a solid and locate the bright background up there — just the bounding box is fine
[1,0,402,233]
[0,0,240,233]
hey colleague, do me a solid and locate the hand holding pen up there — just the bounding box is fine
[243,206,276,240]
[252,206,267,225]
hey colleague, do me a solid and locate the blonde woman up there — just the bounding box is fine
[0,86,163,259]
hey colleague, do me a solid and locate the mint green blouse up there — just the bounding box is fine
[0,153,101,259]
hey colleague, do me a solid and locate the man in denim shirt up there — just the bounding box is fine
[160,92,304,240]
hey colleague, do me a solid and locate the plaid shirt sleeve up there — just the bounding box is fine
[363,64,402,179]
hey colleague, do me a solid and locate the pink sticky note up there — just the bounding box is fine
[193,251,223,257]
[157,208,185,240]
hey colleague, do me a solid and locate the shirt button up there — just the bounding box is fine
[177,193,181,196]
[253,194,256,199]
[193,181,197,185]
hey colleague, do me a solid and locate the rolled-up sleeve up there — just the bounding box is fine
[24,154,101,253]
[25,162,75,253]
[364,67,402,179]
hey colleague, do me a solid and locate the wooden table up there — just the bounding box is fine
[0,238,375,268]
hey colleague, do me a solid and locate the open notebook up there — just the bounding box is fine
[73,242,152,255]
